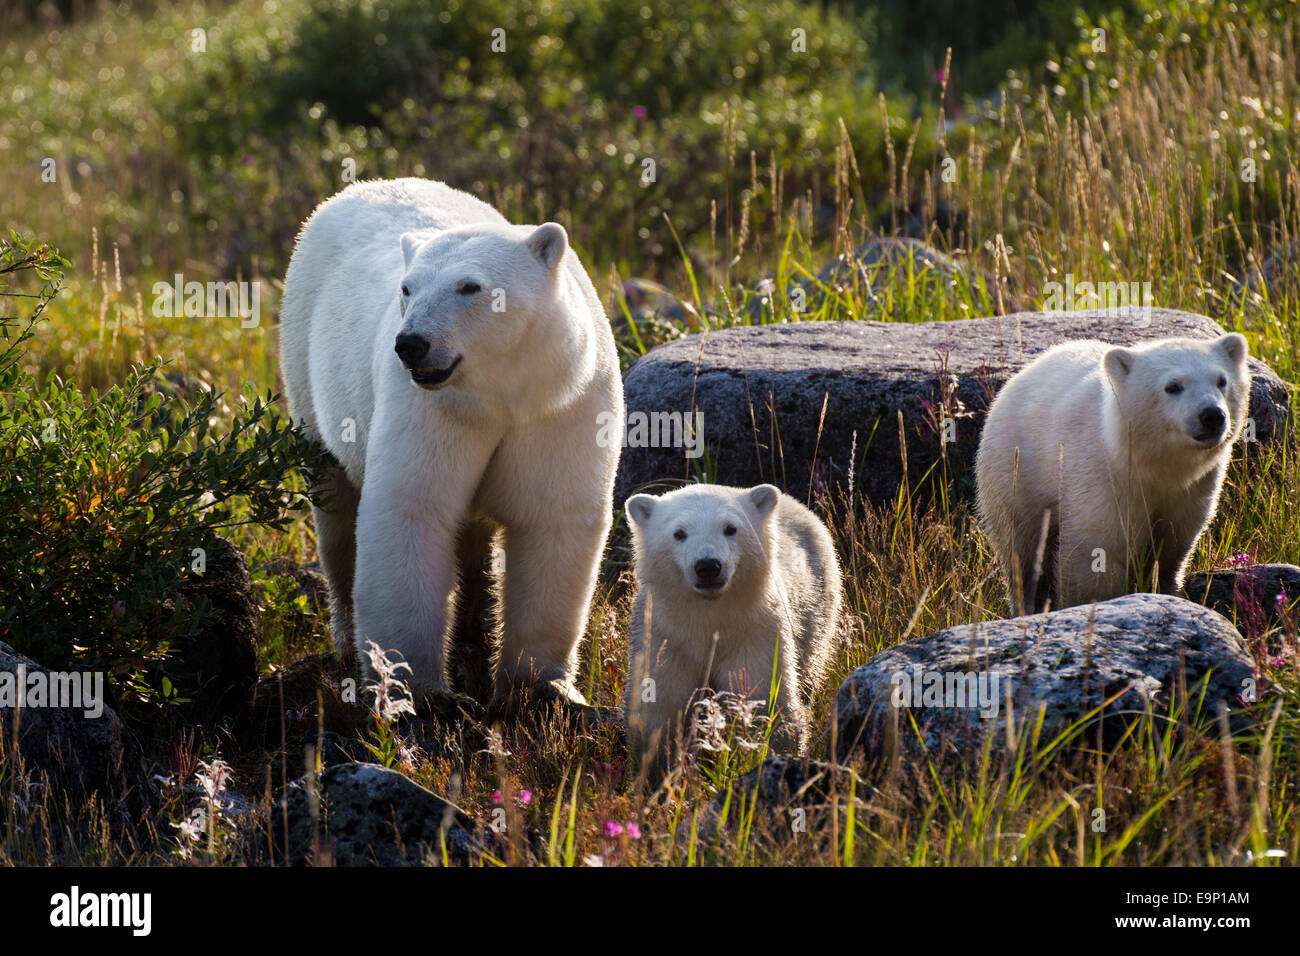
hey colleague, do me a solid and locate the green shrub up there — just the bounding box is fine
[167,0,935,273]
[0,235,329,713]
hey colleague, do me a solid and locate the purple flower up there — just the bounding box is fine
[604,821,624,837]
[633,105,647,119]
[492,791,503,804]
[517,789,532,805]
[627,822,641,840]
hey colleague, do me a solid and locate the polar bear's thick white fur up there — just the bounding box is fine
[279,178,623,705]
[623,484,842,776]
[975,333,1250,612]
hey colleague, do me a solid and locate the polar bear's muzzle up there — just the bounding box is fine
[1191,404,1227,445]
[692,557,728,596]
[409,354,463,389]
[395,332,462,389]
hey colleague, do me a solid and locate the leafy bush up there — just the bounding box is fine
[0,235,328,712]
[167,0,935,271]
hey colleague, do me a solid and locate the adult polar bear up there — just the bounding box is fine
[280,178,623,707]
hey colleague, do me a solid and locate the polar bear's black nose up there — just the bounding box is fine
[1199,406,1226,436]
[694,558,722,582]
[394,333,430,368]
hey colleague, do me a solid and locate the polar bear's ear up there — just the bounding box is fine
[1217,332,1248,365]
[625,494,656,527]
[1103,347,1134,383]
[746,484,780,518]
[400,232,426,269]
[526,222,568,271]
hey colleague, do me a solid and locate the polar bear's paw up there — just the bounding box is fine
[412,688,484,724]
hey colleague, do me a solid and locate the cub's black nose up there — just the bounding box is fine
[1199,406,1226,435]
[394,333,430,368]
[694,558,722,582]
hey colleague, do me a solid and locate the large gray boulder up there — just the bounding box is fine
[0,641,125,795]
[616,308,1292,508]
[832,594,1258,766]
[274,761,480,866]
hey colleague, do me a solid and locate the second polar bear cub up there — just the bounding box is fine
[976,333,1250,612]
[624,484,842,775]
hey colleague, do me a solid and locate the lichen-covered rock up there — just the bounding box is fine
[275,761,480,866]
[0,641,125,795]
[832,594,1258,765]
[616,309,1292,508]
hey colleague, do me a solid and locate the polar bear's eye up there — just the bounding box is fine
[1217,375,1228,389]
[457,281,482,295]
[1165,382,1183,395]
[400,285,410,297]
[724,524,737,536]
[673,529,687,541]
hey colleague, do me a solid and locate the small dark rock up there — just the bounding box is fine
[0,641,125,795]
[247,652,359,746]
[1183,563,1300,649]
[172,535,260,726]
[258,557,329,611]
[273,761,480,866]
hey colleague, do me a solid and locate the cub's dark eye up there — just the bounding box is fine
[1165,382,1183,395]
[673,529,687,541]
[724,524,737,536]
[458,281,482,295]
[1217,375,1228,389]
[400,285,410,297]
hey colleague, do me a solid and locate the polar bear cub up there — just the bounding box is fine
[975,333,1250,612]
[279,178,623,706]
[623,484,842,775]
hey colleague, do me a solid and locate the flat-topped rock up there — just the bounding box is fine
[831,593,1259,768]
[616,309,1292,507]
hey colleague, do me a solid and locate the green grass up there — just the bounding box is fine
[2,0,1299,866]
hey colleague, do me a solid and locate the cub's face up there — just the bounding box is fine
[1104,333,1250,451]
[625,485,779,600]
[392,222,568,391]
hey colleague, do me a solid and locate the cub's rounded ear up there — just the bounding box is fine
[625,493,657,527]
[1217,332,1248,365]
[527,222,568,270]
[1103,347,1134,383]
[746,484,780,517]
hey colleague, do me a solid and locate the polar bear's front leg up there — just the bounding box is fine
[311,463,361,662]
[495,517,609,705]
[1152,467,1223,594]
[769,634,811,755]
[352,417,500,698]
